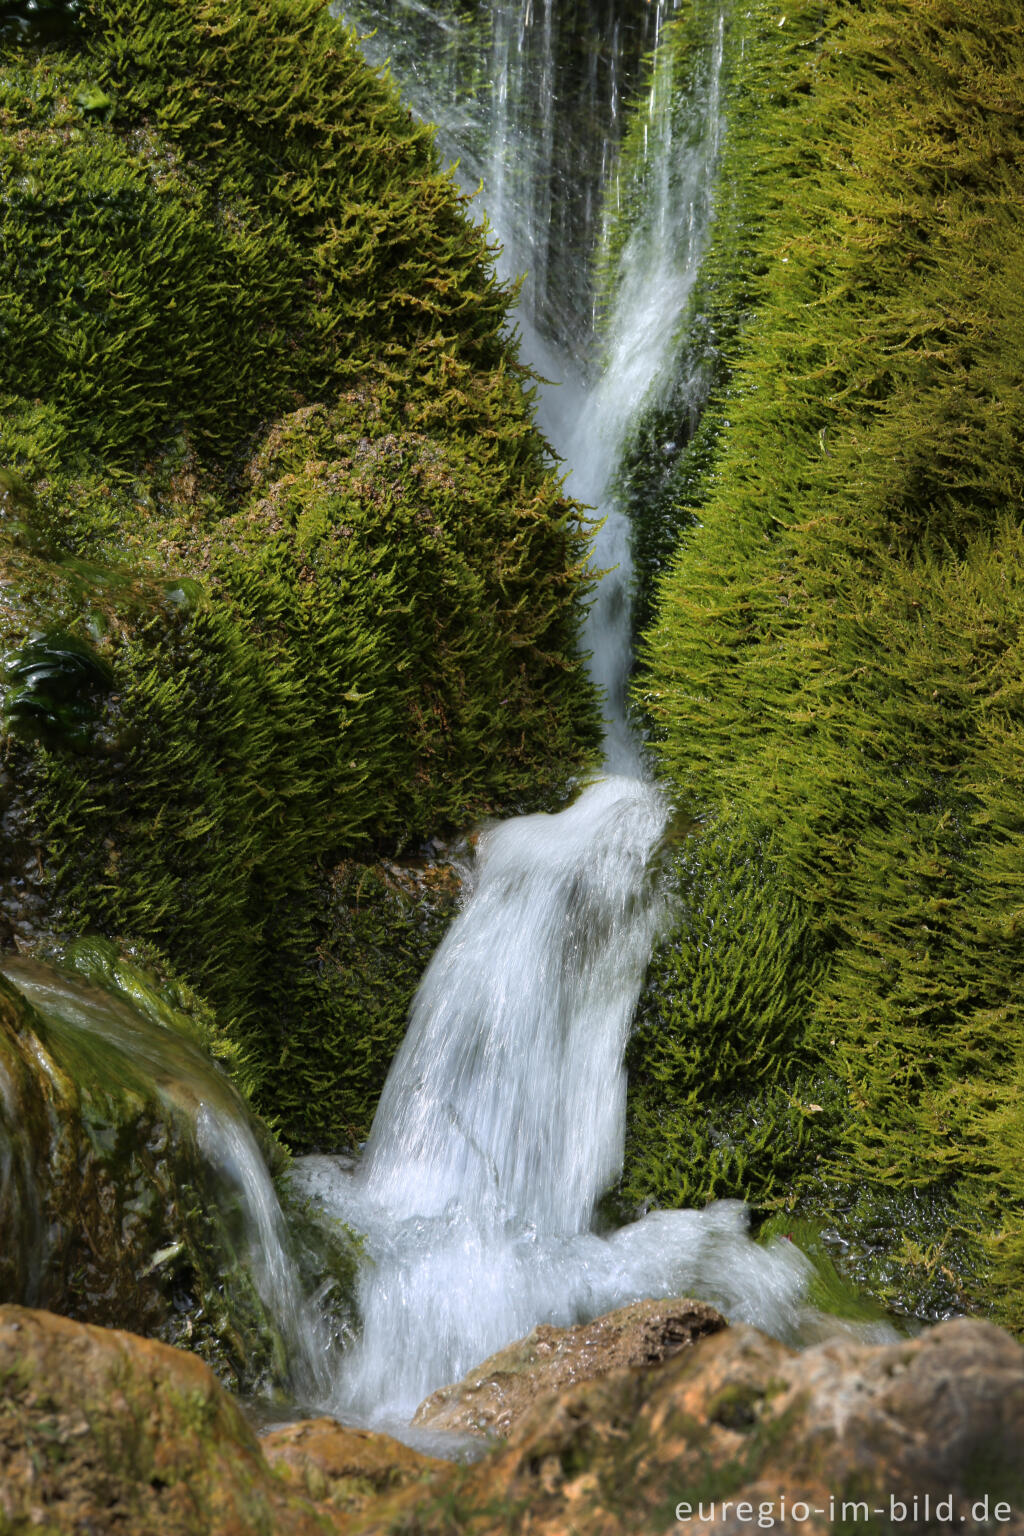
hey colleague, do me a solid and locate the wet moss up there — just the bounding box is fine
[618,821,826,1215]
[0,958,327,1393]
[2,628,113,750]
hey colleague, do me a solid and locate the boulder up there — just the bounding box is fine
[413,1295,726,1438]
[382,1317,1024,1535]
[0,1305,331,1536]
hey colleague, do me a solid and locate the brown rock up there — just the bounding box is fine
[363,1317,1024,1536]
[413,1296,726,1439]
[0,1304,335,1535]
[7,1299,1024,1536]
[261,1418,445,1511]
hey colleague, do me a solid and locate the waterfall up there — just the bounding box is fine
[283,0,854,1435]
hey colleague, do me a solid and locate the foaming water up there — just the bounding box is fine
[284,0,897,1435]
[291,1161,821,1427]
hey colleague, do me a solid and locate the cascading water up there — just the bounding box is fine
[286,0,874,1436]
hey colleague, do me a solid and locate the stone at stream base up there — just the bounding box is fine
[5,1303,1024,1536]
[261,1418,445,1513]
[0,1303,443,1536]
[364,1317,1024,1536]
[413,1295,727,1439]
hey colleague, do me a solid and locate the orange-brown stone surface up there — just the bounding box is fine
[367,1318,1024,1536]
[413,1295,726,1438]
[5,1303,1024,1536]
[0,1305,334,1535]
[261,1418,444,1512]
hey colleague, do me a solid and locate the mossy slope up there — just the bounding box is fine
[0,0,599,1147]
[623,0,1024,1323]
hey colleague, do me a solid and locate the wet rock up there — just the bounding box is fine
[262,1419,444,1512]
[0,1305,331,1536]
[0,958,350,1395]
[413,1296,726,1438]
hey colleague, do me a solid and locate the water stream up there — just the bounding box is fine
[284,0,844,1435]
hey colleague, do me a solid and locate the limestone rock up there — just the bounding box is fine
[413,1295,726,1438]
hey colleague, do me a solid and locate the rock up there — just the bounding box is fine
[0,1305,448,1535]
[0,1305,333,1536]
[261,1419,444,1512]
[5,1303,1024,1536]
[413,1296,726,1438]
[371,1317,1024,1536]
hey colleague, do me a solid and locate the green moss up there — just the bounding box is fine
[620,0,1024,1327]
[618,820,827,1214]
[57,934,267,1108]
[0,0,514,470]
[272,852,462,1151]
[0,0,600,1149]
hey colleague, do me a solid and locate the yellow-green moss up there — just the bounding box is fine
[621,0,1024,1327]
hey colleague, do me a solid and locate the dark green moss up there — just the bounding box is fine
[2,629,113,749]
[618,821,827,1214]
[0,0,600,1149]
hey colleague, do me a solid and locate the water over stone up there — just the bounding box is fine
[0,954,337,1399]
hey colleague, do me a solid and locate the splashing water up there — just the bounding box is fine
[279,0,886,1436]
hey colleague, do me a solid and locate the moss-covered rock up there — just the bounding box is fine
[0,946,358,1393]
[620,0,1024,1327]
[0,0,600,1148]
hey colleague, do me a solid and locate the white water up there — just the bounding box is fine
[281,0,873,1435]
